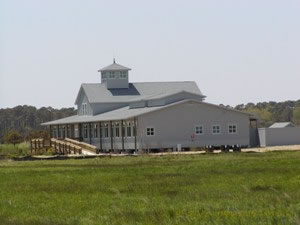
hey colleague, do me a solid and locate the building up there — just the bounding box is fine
[259,122,300,147]
[43,60,259,152]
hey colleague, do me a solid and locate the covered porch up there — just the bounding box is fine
[48,118,138,153]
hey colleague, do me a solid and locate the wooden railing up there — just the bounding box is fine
[51,138,82,155]
[30,138,51,154]
[65,138,98,153]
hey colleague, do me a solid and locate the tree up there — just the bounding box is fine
[4,130,23,146]
[293,107,300,125]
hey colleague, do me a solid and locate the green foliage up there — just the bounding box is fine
[4,130,23,146]
[0,105,75,141]
[235,100,300,127]
[0,152,300,224]
[293,107,300,125]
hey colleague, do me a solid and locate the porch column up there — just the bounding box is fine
[89,122,92,144]
[57,125,60,139]
[63,125,66,139]
[110,121,113,152]
[99,122,103,152]
[121,120,125,151]
[49,125,52,139]
[78,123,82,141]
[134,118,137,152]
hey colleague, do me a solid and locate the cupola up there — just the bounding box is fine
[98,59,131,89]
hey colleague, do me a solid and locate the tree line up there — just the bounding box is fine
[0,100,300,144]
[234,99,300,127]
[0,105,76,143]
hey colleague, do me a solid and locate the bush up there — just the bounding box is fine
[4,130,23,146]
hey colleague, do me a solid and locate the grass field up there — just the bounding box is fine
[0,151,300,225]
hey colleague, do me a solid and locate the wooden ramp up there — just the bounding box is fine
[50,138,98,155]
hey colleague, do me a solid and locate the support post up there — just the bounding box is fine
[49,125,52,139]
[110,121,113,152]
[134,118,137,152]
[78,123,82,141]
[99,122,103,152]
[89,122,92,144]
[121,120,125,152]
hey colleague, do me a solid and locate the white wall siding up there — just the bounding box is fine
[137,102,250,149]
[258,127,300,147]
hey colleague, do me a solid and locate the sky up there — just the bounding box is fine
[1,0,299,109]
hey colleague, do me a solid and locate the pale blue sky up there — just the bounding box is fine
[1,0,299,109]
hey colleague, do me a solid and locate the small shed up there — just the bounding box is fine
[258,122,300,147]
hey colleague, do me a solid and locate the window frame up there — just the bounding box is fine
[228,124,237,134]
[104,123,109,138]
[195,125,204,135]
[212,124,221,135]
[146,127,155,136]
[127,122,132,137]
[82,103,87,115]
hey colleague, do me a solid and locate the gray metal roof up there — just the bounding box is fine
[269,122,295,128]
[98,62,131,72]
[75,81,203,104]
[43,99,256,126]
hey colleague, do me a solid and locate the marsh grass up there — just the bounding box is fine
[0,152,300,225]
[0,142,30,156]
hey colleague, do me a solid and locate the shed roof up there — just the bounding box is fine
[43,99,257,126]
[75,81,203,104]
[269,122,295,128]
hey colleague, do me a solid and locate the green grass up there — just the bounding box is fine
[0,142,30,156]
[0,152,300,225]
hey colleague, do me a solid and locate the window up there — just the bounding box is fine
[228,124,237,134]
[115,123,120,137]
[127,122,132,137]
[212,125,221,134]
[195,125,204,135]
[102,73,107,79]
[82,103,87,115]
[94,124,98,138]
[109,72,115,78]
[120,71,127,79]
[104,123,109,138]
[84,125,88,138]
[146,127,155,136]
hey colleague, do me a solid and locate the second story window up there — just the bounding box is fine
[82,103,87,115]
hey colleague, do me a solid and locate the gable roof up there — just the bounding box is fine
[75,81,204,104]
[98,62,131,72]
[269,122,295,128]
[43,99,256,126]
